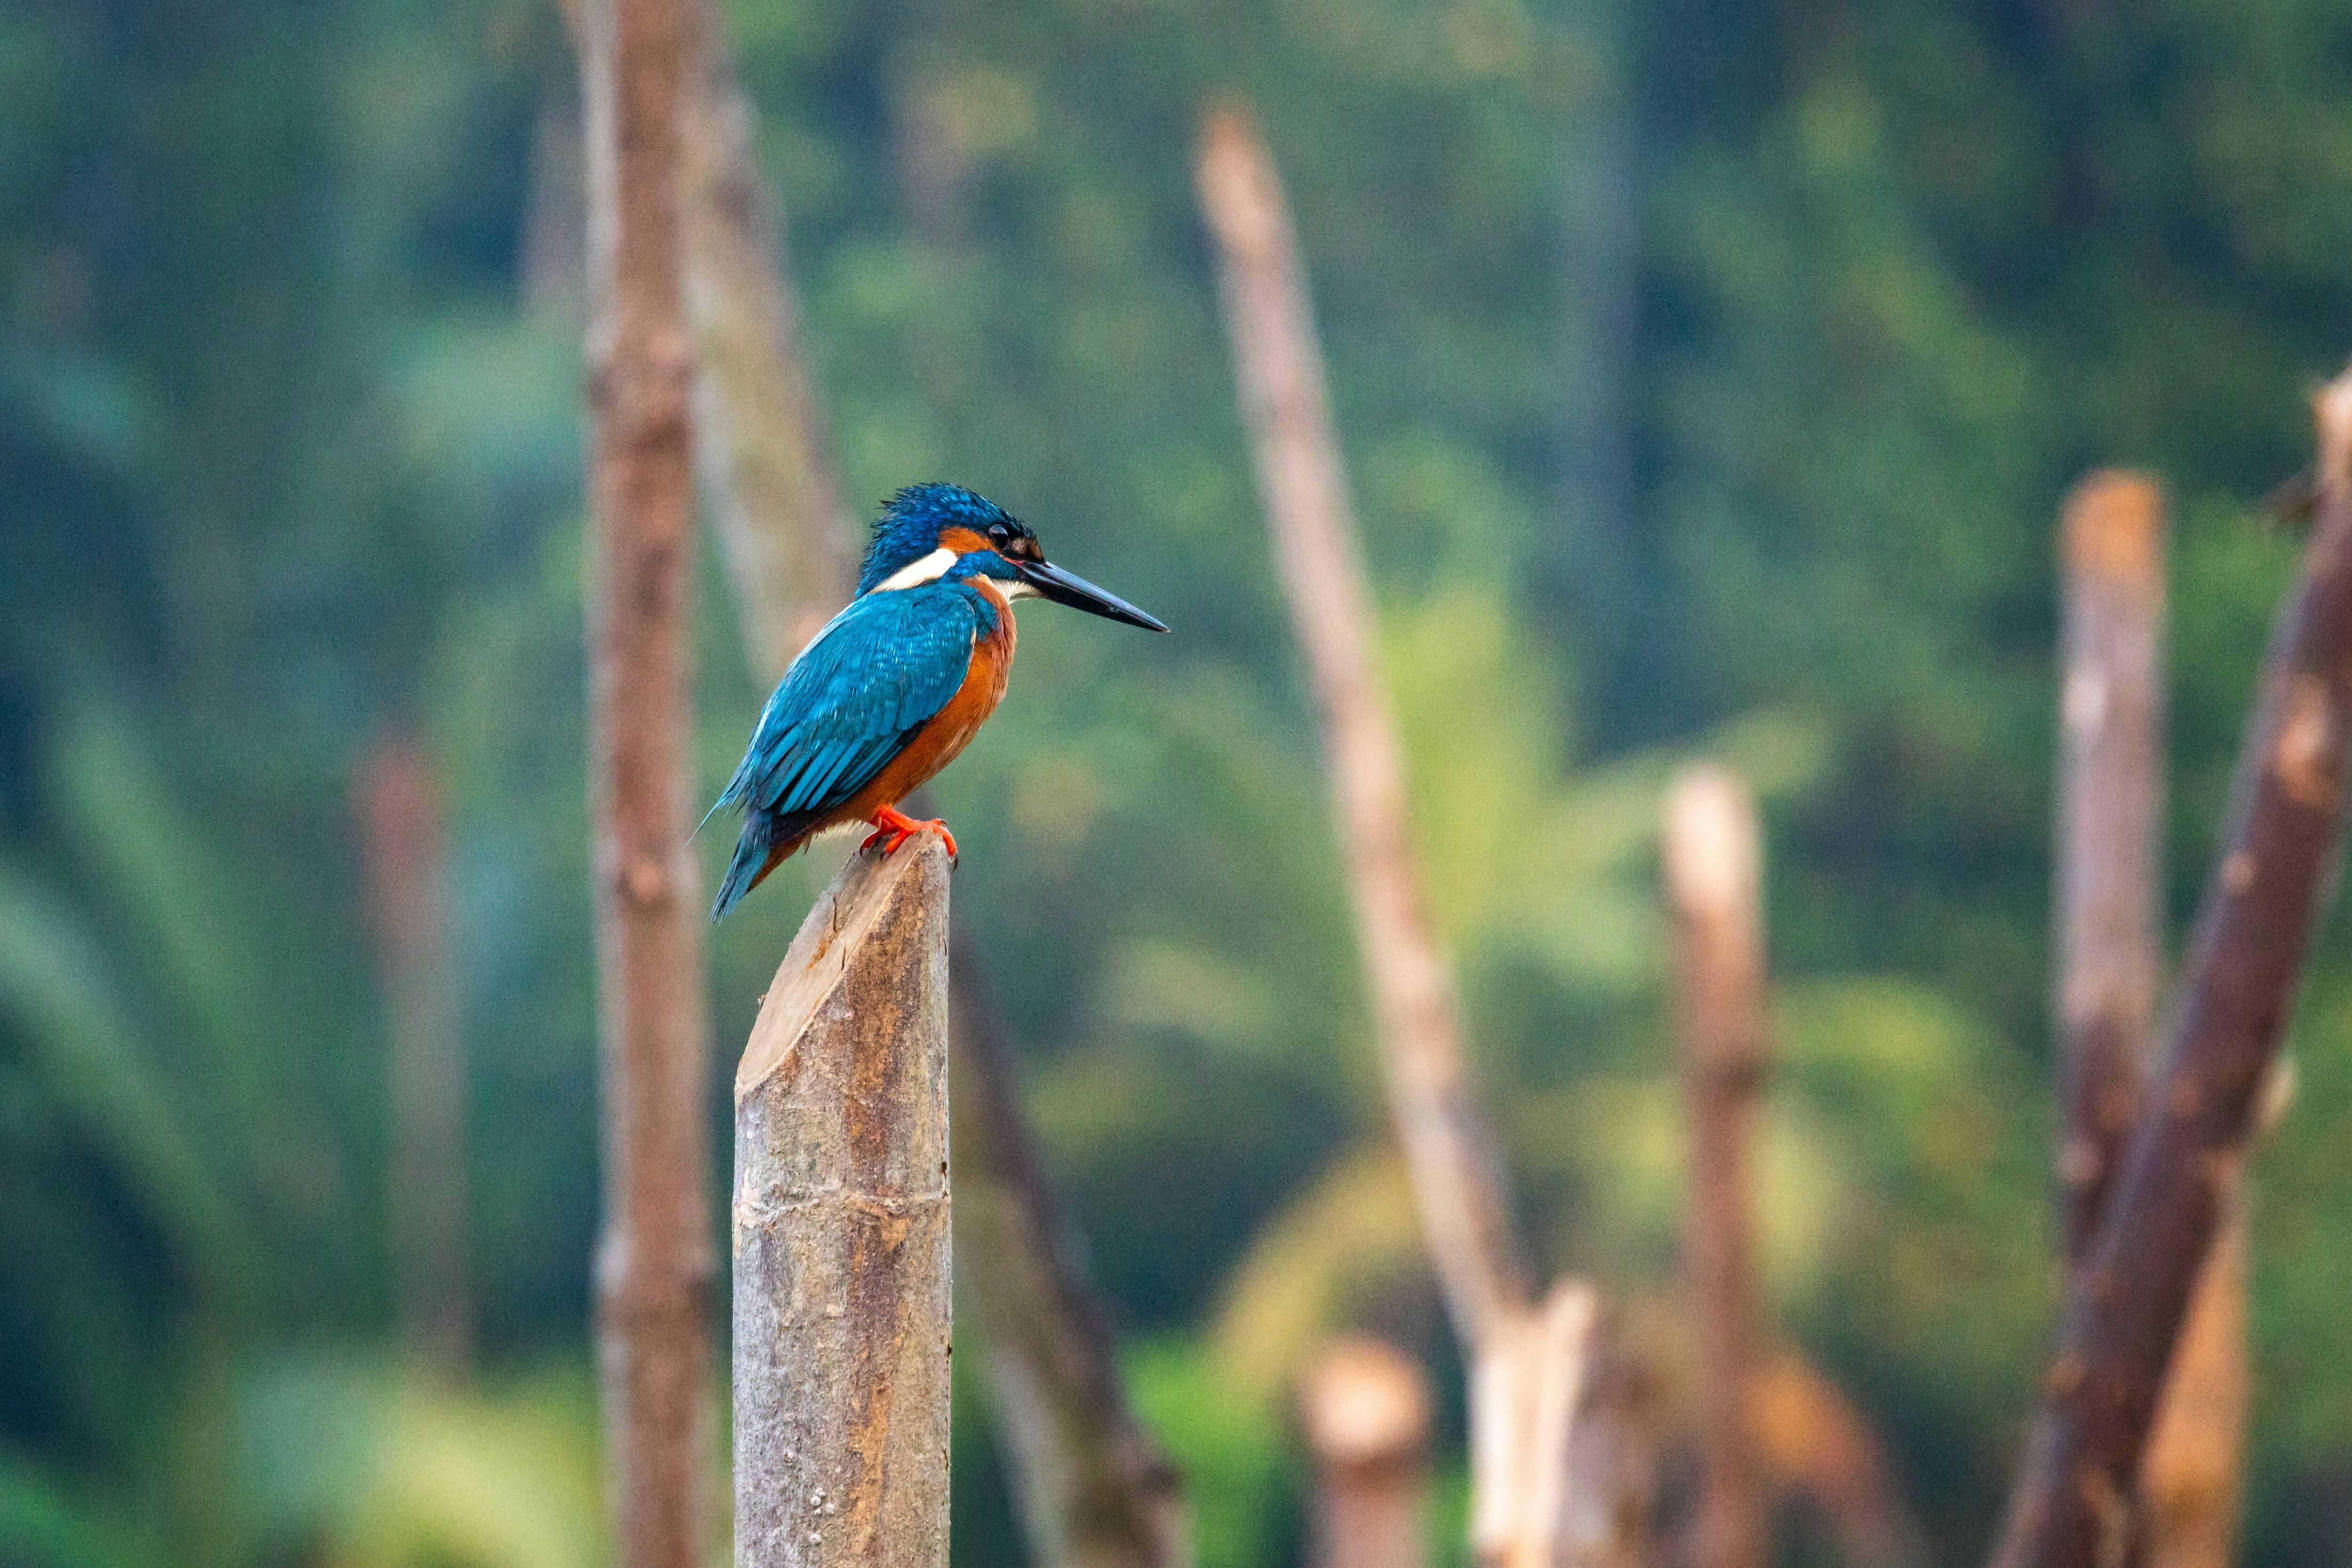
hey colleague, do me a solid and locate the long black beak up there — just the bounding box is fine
[1015,558,1170,633]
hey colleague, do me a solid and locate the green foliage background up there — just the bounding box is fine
[6,0,2352,1562]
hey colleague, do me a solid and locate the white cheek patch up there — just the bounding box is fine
[874,547,958,592]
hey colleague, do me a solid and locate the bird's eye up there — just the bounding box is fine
[988,524,1010,545]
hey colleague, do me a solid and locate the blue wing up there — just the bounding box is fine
[709,585,992,920]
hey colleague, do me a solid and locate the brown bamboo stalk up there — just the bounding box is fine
[949,941,1191,1568]
[1988,371,2352,1568]
[678,10,857,672]
[2055,471,2166,1269]
[580,0,715,1555]
[1196,103,1635,1568]
[2055,473,2249,1568]
[734,838,954,1568]
[1663,768,1767,1568]
[1299,1338,1434,1568]
[355,737,471,1373]
[1193,95,1527,1369]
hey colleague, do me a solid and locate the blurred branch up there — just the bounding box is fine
[1989,371,2352,1568]
[578,0,715,1555]
[1299,1338,1433,1568]
[1194,93,1526,1372]
[354,737,471,1374]
[679,16,857,674]
[1196,102,1643,1568]
[950,940,1192,1568]
[734,839,954,1568]
[1664,768,1767,1568]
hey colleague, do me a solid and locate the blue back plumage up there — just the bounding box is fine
[858,483,1018,594]
[708,578,1000,920]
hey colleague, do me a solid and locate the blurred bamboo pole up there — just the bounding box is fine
[1299,1338,1434,1568]
[2055,472,2166,1268]
[354,737,471,1374]
[1663,768,1768,1568]
[580,0,715,1555]
[2054,472,2249,1568]
[679,14,857,667]
[671,28,1188,1565]
[1988,371,2352,1568]
[1195,103,1639,1568]
[733,839,954,1568]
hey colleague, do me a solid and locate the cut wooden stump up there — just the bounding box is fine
[1300,1338,1433,1568]
[1666,767,1768,1568]
[734,839,954,1568]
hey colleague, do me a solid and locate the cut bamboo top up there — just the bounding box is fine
[735,839,954,1101]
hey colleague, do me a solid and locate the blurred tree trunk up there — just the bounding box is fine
[1663,768,1767,1568]
[2054,471,2248,1568]
[679,16,856,666]
[1299,1338,1433,1568]
[671,24,1187,1566]
[580,0,715,1558]
[734,839,954,1568]
[950,945,1192,1568]
[1195,103,1642,1568]
[1989,372,2352,1568]
[354,736,470,1374]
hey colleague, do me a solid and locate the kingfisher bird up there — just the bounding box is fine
[707,483,1168,922]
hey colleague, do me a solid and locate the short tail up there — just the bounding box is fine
[710,817,776,924]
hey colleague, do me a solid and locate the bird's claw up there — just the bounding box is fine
[861,806,958,862]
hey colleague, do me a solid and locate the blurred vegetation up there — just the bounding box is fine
[7,0,2352,1563]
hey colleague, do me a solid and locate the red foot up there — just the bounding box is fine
[860,804,958,861]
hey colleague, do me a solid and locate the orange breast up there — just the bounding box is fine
[837,581,1017,819]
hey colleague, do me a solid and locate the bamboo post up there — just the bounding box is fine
[1663,768,1767,1568]
[734,838,954,1568]
[1988,372,2352,1568]
[1196,103,1632,1568]
[2055,472,2249,1568]
[580,0,715,1554]
[2055,471,2166,1269]
[950,942,1192,1568]
[1299,1338,1434,1568]
[355,737,471,1373]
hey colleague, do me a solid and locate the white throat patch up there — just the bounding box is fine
[873,546,959,592]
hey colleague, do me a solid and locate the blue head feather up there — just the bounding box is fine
[858,483,1019,594]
